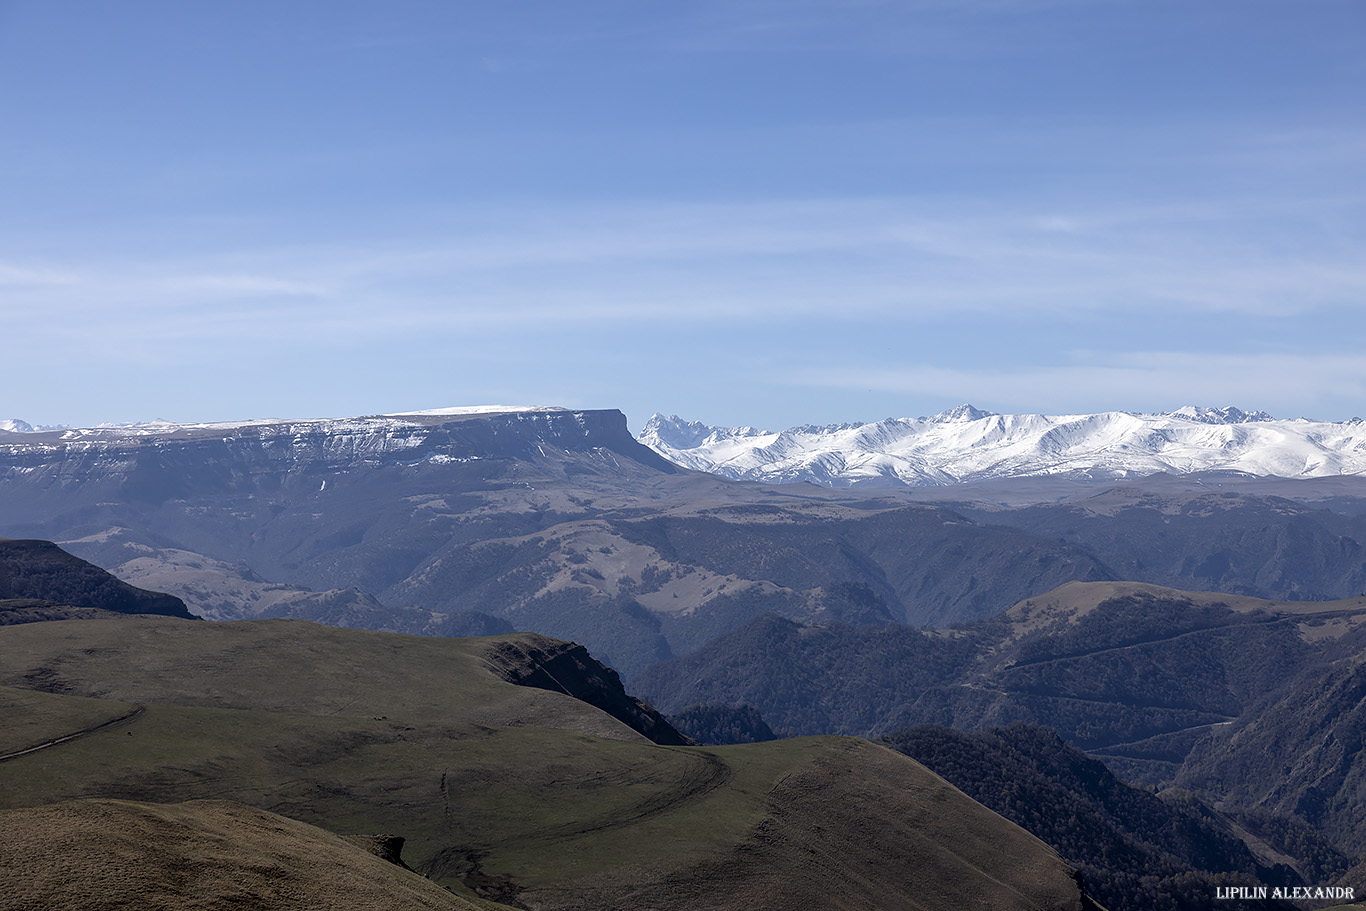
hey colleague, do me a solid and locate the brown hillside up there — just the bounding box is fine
[0,798,485,911]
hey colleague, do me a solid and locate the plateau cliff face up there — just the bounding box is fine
[0,408,674,507]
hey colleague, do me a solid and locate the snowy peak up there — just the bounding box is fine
[638,414,781,474]
[0,418,74,433]
[928,404,996,424]
[642,413,732,449]
[1169,405,1274,425]
[640,407,1366,487]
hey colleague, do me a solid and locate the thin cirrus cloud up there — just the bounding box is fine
[7,188,1360,347]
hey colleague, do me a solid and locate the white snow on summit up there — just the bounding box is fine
[387,405,566,417]
[1,418,72,433]
[639,406,1366,487]
[0,406,564,439]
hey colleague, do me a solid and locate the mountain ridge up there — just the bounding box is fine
[641,405,1366,488]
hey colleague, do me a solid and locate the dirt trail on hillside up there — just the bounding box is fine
[0,705,144,763]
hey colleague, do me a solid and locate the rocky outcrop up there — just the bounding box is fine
[481,633,694,746]
[344,834,413,870]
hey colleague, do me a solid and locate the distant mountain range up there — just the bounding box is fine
[4,405,1366,678]
[6,406,1366,906]
[640,405,1366,487]
[11,403,1366,489]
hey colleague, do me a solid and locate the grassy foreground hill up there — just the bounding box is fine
[0,615,1100,911]
[0,798,486,911]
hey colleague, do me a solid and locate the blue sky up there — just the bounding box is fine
[3,0,1363,431]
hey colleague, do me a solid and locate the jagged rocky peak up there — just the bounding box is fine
[639,413,720,448]
[639,413,770,448]
[926,403,996,423]
[0,418,72,433]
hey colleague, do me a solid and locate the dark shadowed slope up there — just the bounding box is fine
[883,724,1352,911]
[637,583,1366,761]
[952,487,1366,602]
[0,538,193,621]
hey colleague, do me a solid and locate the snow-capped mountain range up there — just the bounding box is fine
[7,404,1365,489]
[639,405,1366,487]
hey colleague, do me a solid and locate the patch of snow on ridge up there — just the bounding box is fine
[1,406,569,439]
[387,405,566,416]
[639,405,1366,487]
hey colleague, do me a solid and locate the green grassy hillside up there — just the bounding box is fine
[0,616,1099,911]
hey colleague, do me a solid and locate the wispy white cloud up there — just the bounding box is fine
[5,188,1362,357]
[0,262,81,288]
[142,273,330,301]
